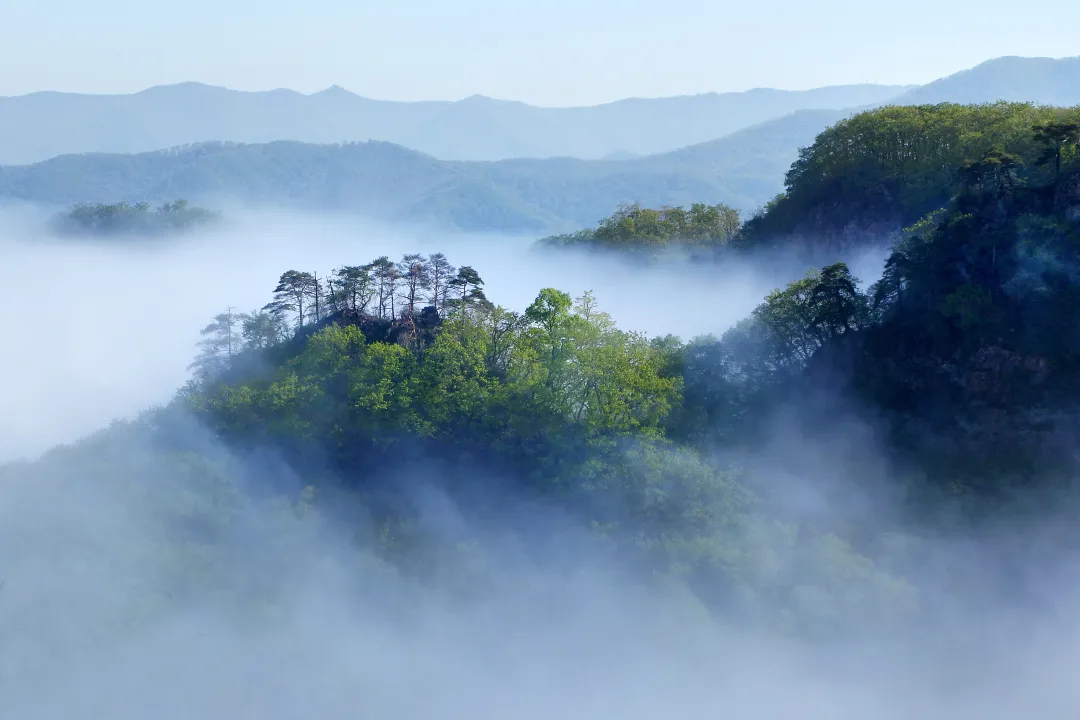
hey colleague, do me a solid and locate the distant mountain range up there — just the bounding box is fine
[2,55,1079,233]
[0,110,842,232]
[0,82,907,166]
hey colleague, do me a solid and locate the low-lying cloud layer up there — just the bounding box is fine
[4,207,1078,719]
[0,209,841,462]
[2,414,1079,719]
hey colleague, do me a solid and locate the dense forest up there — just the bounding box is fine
[740,102,1080,253]
[7,100,1080,650]
[51,199,220,236]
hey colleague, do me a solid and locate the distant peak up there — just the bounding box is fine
[139,81,218,91]
[312,84,361,100]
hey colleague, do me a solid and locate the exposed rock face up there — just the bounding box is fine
[957,346,1049,406]
[334,306,443,347]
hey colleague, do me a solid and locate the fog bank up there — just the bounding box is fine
[0,209,848,462]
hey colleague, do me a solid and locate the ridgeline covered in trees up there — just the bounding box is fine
[738,101,1080,254]
[535,103,1079,262]
[51,199,220,236]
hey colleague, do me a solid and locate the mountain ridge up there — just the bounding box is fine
[0,108,844,232]
[0,81,910,165]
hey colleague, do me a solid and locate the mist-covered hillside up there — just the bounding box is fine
[0,82,906,165]
[5,94,1080,717]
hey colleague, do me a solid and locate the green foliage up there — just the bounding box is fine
[195,279,682,460]
[741,102,1080,249]
[538,201,740,251]
[51,198,220,236]
[170,244,918,630]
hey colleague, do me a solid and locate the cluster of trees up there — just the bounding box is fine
[190,253,490,380]
[538,202,741,251]
[190,253,880,461]
[51,199,220,236]
[740,102,1080,249]
[531,104,1079,260]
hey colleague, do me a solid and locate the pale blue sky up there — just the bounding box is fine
[3,0,1078,105]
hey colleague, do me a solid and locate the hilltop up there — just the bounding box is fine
[738,101,1080,254]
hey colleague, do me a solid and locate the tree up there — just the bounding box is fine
[748,264,867,371]
[871,251,913,315]
[396,254,432,320]
[446,266,489,313]
[369,257,398,320]
[480,306,526,378]
[264,270,316,329]
[426,252,457,313]
[959,149,1022,199]
[189,308,238,380]
[331,265,376,314]
[524,288,578,402]
[686,202,740,244]
[308,271,327,325]
[809,262,865,341]
[1034,119,1080,178]
[240,310,284,350]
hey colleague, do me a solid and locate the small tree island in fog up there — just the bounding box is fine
[51,198,220,237]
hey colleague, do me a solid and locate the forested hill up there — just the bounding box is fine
[739,102,1080,254]
[175,111,1080,535]
[0,114,832,232]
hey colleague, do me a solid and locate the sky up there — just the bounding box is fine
[2,0,1079,105]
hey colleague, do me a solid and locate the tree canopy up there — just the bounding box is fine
[739,102,1080,253]
[51,198,220,236]
[537,201,740,252]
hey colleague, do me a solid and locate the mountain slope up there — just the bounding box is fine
[895,55,1080,106]
[0,110,845,233]
[0,82,907,165]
